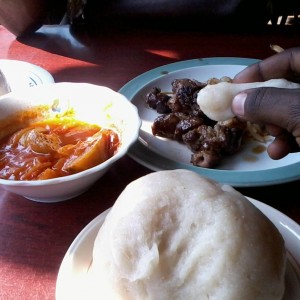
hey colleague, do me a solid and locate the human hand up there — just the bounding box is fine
[232,47,300,159]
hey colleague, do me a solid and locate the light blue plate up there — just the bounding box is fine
[119,57,300,187]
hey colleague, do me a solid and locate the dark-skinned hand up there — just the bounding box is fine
[232,47,300,160]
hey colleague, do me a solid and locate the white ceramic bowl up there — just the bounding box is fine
[0,82,141,202]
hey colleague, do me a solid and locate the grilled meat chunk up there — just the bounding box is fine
[191,150,222,169]
[168,79,206,116]
[182,118,247,168]
[152,113,204,140]
[145,87,171,114]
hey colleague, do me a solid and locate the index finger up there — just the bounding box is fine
[233,47,300,83]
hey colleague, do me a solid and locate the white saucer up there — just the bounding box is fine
[56,198,300,300]
[0,59,54,93]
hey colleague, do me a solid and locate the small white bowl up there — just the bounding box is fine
[0,82,141,202]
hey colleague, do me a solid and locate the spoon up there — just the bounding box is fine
[0,69,11,96]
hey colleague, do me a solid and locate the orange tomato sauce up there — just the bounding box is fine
[0,118,120,180]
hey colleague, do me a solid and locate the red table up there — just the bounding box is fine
[0,24,299,299]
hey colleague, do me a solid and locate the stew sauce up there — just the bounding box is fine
[0,117,120,180]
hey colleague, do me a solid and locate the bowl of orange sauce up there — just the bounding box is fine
[0,82,141,202]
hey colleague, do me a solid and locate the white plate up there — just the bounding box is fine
[56,198,300,300]
[119,58,300,187]
[0,59,54,93]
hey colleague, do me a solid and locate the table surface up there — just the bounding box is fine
[0,23,299,299]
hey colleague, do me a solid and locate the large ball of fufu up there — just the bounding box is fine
[90,169,286,300]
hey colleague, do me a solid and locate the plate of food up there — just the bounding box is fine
[56,170,300,300]
[0,59,54,93]
[119,57,300,186]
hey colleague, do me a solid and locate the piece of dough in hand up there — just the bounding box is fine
[197,78,300,121]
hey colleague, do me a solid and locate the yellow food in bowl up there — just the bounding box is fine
[0,115,119,180]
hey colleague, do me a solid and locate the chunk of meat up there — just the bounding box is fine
[191,150,222,169]
[152,113,204,140]
[63,129,119,173]
[168,78,206,115]
[9,127,61,154]
[182,118,247,168]
[145,87,171,114]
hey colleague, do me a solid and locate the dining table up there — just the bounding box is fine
[0,22,300,300]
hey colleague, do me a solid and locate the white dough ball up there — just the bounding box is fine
[197,79,300,121]
[90,169,286,300]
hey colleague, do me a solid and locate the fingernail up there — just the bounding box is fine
[232,92,247,116]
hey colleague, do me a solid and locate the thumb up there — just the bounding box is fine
[231,87,300,133]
